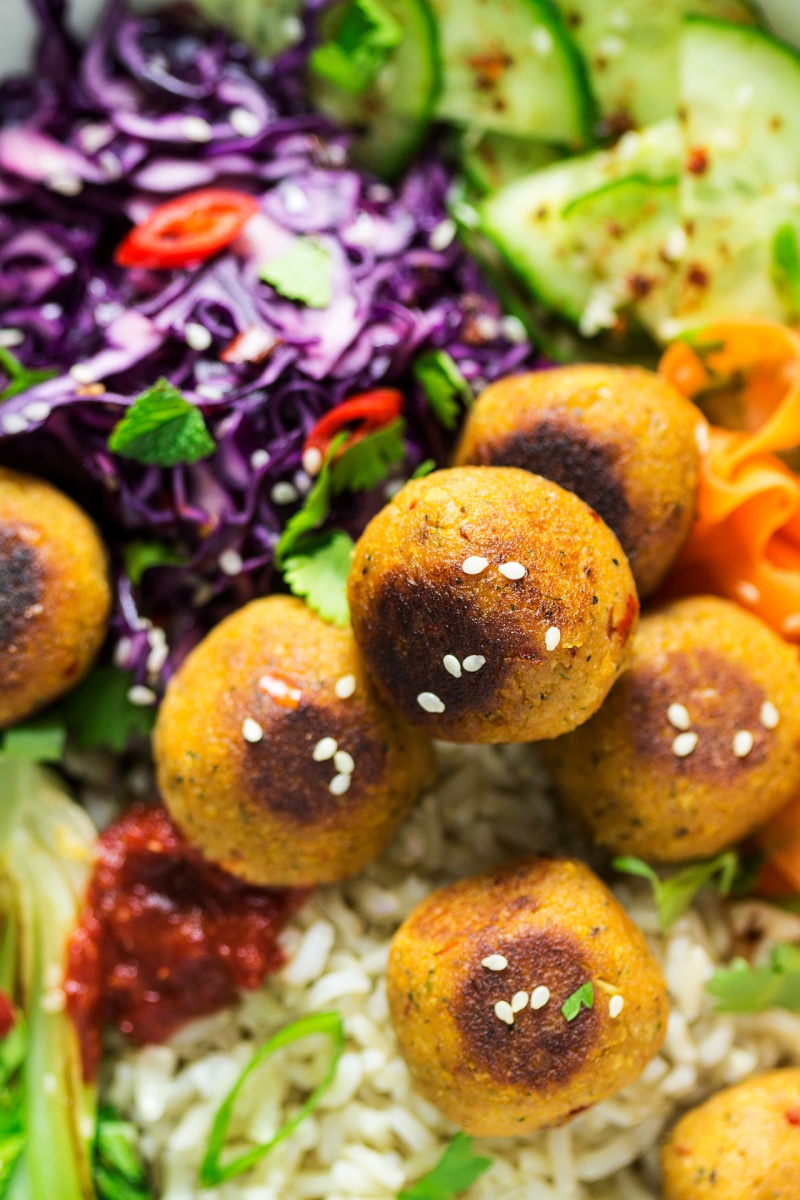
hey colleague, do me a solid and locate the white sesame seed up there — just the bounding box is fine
[417,692,445,714]
[57,257,76,275]
[735,580,760,607]
[127,685,157,707]
[0,328,24,348]
[545,626,561,652]
[41,303,62,320]
[218,548,243,576]
[271,481,300,505]
[242,717,264,743]
[443,654,462,678]
[250,449,270,469]
[302,446,323,476]
[498,561,527,580]
[494,1000,514,1026]
[462,556,489,575]
[195,384,224,400]
[481,955,508,971]
[501,314,528,344]
[22,400,52,423]
[281,182,308,214]
[329,773,351,796]
[182,115,213,142]
[462,655,486,673]
[146,641,169,676]
[69,363,95,384]
[313,737,338,762]
[473,314,500,342]
[334,749,355,775]
[609,995,625,1019]
[760,701,780,730]
[429,218,456,252]
[114,637,132,668]
[530,986,550,1010]
[229,107,262,137]
[732,729,754,758]
[335,674,357,699]
[511,991,529,1013]
[48,173,83,196]
[667,703,691,731]
[384,478,405,500]
[673,731,699,758]
[282,13,303,40]
[293,469,312,495]
[185,322,212,352]
[1,414,28,435]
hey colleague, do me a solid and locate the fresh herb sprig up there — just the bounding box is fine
[413,351,473,431]
[613,851,739,933]
[398,1132,492,1200]
[108,378,216,467]
[0,346,56,404]
[708,943,800,1014]
[310,0,403,96]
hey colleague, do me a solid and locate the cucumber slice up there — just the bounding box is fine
[480,119,680,324]
[673,17,800,330]
[461,132,564,195]
[429,0,595,147]
[191,0,303,57]
[555,0,758,129]
[309,0,440,180]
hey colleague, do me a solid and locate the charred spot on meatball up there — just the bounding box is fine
[0,527,42,649]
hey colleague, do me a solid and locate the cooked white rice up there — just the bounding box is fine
[104,744,800,1199]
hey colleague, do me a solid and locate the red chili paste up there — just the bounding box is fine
[64,804,308,1080]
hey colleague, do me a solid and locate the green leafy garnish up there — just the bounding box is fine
[707,943,800,1014]
[331,418,406,492]
[0,715,66,763]
[274,433,348,565]
[123,540,185,586]
[398,1132,492,1200]
[283,531,354,627]
[200,1012,345,1187]
[310,0,403,96]
[0,346,57,404]
[412,458,436,479]
[413,351,473,431]
[613,851,739,933]
[108,378,216,467]
[0,1017,26,1193]
[93,1106,151,1200]
[59,666,156,753]
[562,982,594,1022]
[261,238,334,309]
[773,223,800,317]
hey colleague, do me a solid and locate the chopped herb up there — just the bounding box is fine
[613,851,739,933]
[261,238,333,309]
[123,540,185,586]
[412,458,436,479]
[331,417,406,492]
[562,981,594,1022]
[0,346,57,404]
[59,666,156,753]
[398,1132,492,1200]
[108,378,216,467]
[200,1012,345,1187]
[707,943,800,1014]
[310,0,403,96]
[773,223,800,317]
[274,433,348,564]
[93,1105,151,1200]
[413,350,473,431]
[0,715,66,763]
[283,531,354,627]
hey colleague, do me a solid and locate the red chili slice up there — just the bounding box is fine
[115,188,260,270]
[302,389,404,474]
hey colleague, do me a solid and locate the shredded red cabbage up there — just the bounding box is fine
[0,0,533,688]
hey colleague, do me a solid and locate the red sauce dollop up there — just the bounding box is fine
[64,804,308,1080]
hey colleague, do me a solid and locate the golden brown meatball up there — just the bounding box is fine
[347,466,638,744]
[154,595,435,886]
[454,365,702,598]
[543,596,800,861]
[387,856,668,1137]
[0,467,110,728]
[662,1069,800,1200]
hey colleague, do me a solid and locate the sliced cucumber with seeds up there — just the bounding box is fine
[461,132,564,195]
[429,0,596,147]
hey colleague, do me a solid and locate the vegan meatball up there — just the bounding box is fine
[454,365,701,598]
[154,595,436,887]
[347,466,638,743]
[0,467,111,729]
[387,856,668,1137]
[662,1069,800,1199]
[543,595,800,861]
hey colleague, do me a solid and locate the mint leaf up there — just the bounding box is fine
[0,715,66,763]
[773,223,800,317]
[708,944,800,1014]
[331,418,406,492]
[59,666,156,753]
[311,0,403,96]
[108,378,215,467]
[123,540,185,586]
[413,351,473,431]
[562,981,594,1022]
[398,1133,492,1200]
[0,346,56,404]
[614,851,739,933]
[261,238,333,309]
[283,531,353,627]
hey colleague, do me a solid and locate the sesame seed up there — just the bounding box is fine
[443,654,462,678]
[48,173,83,196]
[271,481,300,505]
[760,701,780,730]
[732,729,754,758]
[57,256,76,275]
[293,469,312,495]
[242,717,264,743]
[481,954,508,971]
[334,749,355,775]
[511,991,529,1013]
[335,674,357,699]
[672,731,699,758]
[229,107,262,137]
[146,641,169,676]
[182,115,213,142]
[41,303,62,320]
[22,400,52,423]
[473,314,500,342]
[429,218,456,251]
[417,692,445,714]
[329,773,351,796]
[609,995,625,1019]
[250,449,270,469]
[69,363,95,384]
[545,626,561,651]
[498,561,527,580]
[501,314,528,344]
[0,328,24,348]
[530,986,550,1010]
[313,737,338,762]
[462,655,486,673]
[218,548,243,576]
[185,322,212,351]
[281,183,308,214]
[735,580,760,606]
[462,556,489,575]
[1,414,28,435]
[494,1000,514,1026]
[196,384,224,401]
[128,685,157,707]
[667,703,691,731]
[302,446,323,476]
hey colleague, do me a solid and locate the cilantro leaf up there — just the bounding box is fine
[274,433,348,565]
[261,238,333,309]
[123,540,185,586]
[283,531,354,627]
[708,944,800,1014]
[562,982,594,1022]
[613,851,739,933]
[108,378,216,468]
[412,458,436,479]
[773,223,800,318]
[59,666,156,753]
[94,1105,151,1200]
[331,418,406,492]
[413,351,473,431]
[0,715,66,763]
[398,1133,492,1200]
[0,346,57,404]
[310,0,403,96]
